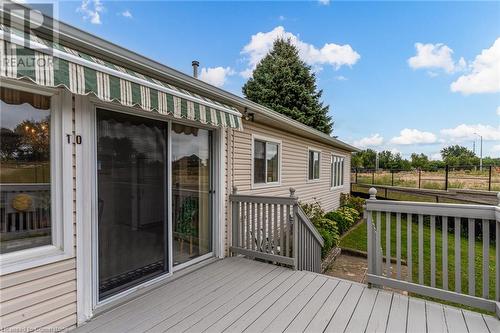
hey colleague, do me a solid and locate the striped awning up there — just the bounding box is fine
[0,25,242,130]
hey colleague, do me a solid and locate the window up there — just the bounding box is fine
[1,88,52,255]
[308,150,321,180]
[331,155,345,188]
[0,86,72,274]
[253,139,280,185]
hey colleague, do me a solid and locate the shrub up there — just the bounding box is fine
[324,209,355,235]
[300,199,324,223]
[300,200,341,259]
[314,218,339,258]
[338,206,360,221]
[340,193,365,215]
[313,217,339,239]
[318,228,335,258]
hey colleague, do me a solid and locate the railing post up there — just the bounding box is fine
[391,169,394,187]
[231,186,239,254]
[355,168,358,184]
[290,187,299,270]
[367,187,378,288]
[372,170,375,184]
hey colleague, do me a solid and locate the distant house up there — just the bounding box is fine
[0,3,358,330]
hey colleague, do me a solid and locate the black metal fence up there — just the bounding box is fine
[351,165,499,192]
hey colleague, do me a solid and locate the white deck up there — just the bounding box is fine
[75,257,499,333]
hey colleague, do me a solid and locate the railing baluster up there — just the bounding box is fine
[246,202,251,250]
[232,195,238,249]
[367,210,374,275]
[262,204,267,252]
[256,203,261,251]
[273,204,278,255]
[376,211,382,276]
[267,204,272,253]
[482,219,489,299]
[253,203,257,251]
[418,214,424,284]
[496,221,500,301]
[430,215,436,288]
[455,217,461,293]
[407,213,413,283]
[442,216,448,290]
[386,212,391,278]
[286,204,291,258]
[280,204,285,256]
[396,212,401,280]
[468,218,475,296]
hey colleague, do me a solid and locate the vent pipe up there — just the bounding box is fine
[192,60,200,78]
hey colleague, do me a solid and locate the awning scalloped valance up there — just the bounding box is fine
[0,25,243,130]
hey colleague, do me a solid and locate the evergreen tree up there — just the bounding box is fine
[242,38,333,134]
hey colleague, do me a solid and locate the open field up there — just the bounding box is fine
[352,167,500,192]
[351,183,498,205]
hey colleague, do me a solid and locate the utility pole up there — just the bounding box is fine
[474,133,483,171]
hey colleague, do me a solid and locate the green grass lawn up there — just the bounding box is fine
[340,215,496,300]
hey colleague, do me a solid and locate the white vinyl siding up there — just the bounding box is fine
[228,119,351,213]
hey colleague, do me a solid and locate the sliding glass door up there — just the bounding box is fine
[95,109,214,300]
[96,109,167,300]
[171,123,213,266]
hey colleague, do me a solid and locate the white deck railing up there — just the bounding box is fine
[365,187,500,316]
[229,187,324,273]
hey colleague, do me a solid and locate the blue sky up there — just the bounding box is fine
[56,0,499,159]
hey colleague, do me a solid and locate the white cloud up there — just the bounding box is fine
[278,15,286,21]
[408,42,465,73]
[390,128,437,145]
[240,26,360,77]
[497,106,500,116]
[451,38,500,95]
[492,145,500,152]
[120,10,132,18]
[335,75,347,81]
[430,153,442,161]
[318,0,330,4]
[353,134,384,148]
[77,0,103,24]
[198,67,235,87]
[441,124,500,141]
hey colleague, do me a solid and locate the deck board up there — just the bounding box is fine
[73,257,498,333]
[364,291,393,333]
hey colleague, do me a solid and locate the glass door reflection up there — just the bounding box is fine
[96,109,168,300]
[171,123,212,266]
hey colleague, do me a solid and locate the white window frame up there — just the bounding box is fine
[330,154,345,189]
[251,134,282,189]
[0,83,74,275]
[307,148,321,182]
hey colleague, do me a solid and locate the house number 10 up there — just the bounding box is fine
[66,134,82,145]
